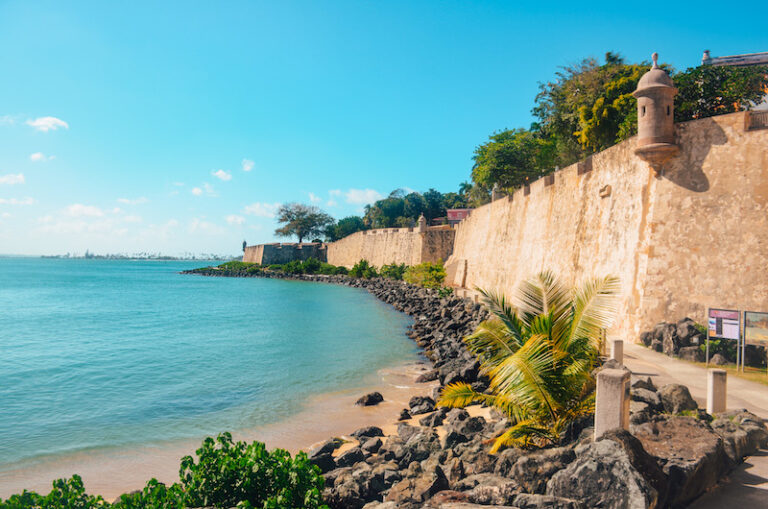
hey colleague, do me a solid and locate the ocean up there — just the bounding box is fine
[0,258,420,496]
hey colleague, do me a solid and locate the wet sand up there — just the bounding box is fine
[0,361,437,500]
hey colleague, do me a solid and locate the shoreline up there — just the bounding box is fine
[0,361,437,500]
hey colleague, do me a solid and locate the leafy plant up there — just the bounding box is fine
[403,261,446,289]
[436,286,454,298]
[439,271,620,450]
[700,338,737,363]
[380,263,408,280]
[0,475,108,509]
[301,257,322,274]
[267,264,284,271]
[282,260,304,275]
[675,64,768,122]
[349,260,378,279]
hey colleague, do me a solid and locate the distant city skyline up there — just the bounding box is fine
[0,0,762,255]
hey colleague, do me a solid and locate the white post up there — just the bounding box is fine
[707,368,727,414]
[594,368,630,440]
[610,339,624,364]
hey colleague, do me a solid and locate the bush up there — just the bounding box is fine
[380,263,408,280]
[437,286,454,298]
[215,261,259,272]
[318,262,347,275]
[267,264,284,271]
[1,434,328,509]
[403,260,446,288]
[349,259,378,279]
[283,260,304,274]
[301,257,322,274]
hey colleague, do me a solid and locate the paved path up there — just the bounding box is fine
[622,342,768,507]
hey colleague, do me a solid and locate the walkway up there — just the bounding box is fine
[622,342,768,507]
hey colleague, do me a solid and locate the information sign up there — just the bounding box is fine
[708,308,740,340]
[744,311,768,347]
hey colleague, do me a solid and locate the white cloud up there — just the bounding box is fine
[30,152,54,162]
[0,115,15,125]
[173,182,185,187]
[66,204,104,217]
[243,202,279,218]
[327,199,338,207]
[226,214,246,225]
[345,188,383,205]
[26,116,69,132]
[117,197,148,205]
[188,218,225,235]
[191,183,217,197]
[308,192,322,204]
[212,169,232,181]
[0,173,25,185]
[329,189,342,197]
[0,197,35,205]
[123,215,142,223]
[242,159,255,172]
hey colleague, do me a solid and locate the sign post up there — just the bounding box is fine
[707,308,741,368]
[744,311,768,376]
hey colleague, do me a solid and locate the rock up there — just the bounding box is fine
[678,345,704,362]
[362,502,398,509]
[356,392,384,406]
[351,426,384,440]
[421,490,469,507]
[512,493,585,509]
[409,395,436,415]
[416,369,439,382]
[420,408,448,427]
[397,430,441,467]
[309,438,342,458]
[659,384,698,414]
[676,318,699,346]
[361,437,383,455]
[710,353,728,365]
[467,476,520,505]
[640,331,653,346]
[631,387,662,412]
[631,376,656,391]
[546,431,664,509]
[493,448,524,477]
[710,409,768,463]
[336,447,366,468]
[445,408,470,425]
[511,447,575,494]
[385,464,449,505]
[651,339,663,352]
[398,408,411,421]
[397,422,419,442]
[310,452,336,473]
[633,416,728,506]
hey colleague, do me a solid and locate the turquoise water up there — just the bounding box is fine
[0,258,417,470]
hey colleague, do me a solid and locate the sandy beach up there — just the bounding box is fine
[0,361,437,500]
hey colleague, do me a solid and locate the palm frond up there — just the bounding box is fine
[569,275,621,346]
[464,319,521,368]
[476,287,527,345]
[490,419,555,452]
[515,271,571,327]
[437,382,485,408]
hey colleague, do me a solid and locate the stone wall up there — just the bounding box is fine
[326,227,455,268]
[445,111,768,339]
[243,243,327,265]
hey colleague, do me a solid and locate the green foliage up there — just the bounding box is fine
[363,187,468,229]
[282,260,304,274]
[274,203,334,243]
[403,261,446,289]
[438,272,620,450]
[380,263,408,280]
[267,264,284,271]
[217,261,259,272]
[302,257,322,274]
[349,259,378,279]
[436,286,454,298]
[675,65,768,121]
[326,216,366,241]
[700,338,737,363]
[471,128,556,192]
[1,435,328,509]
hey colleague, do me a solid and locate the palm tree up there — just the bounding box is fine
[438,271,619,451]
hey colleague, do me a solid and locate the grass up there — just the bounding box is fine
[690,361,768,386]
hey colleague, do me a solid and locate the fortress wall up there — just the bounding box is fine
[447,112,768,340]
[638,112,768,331]
[243,243,326,265]
[326,228,455,268]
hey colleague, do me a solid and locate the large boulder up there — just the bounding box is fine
[677,346,705,363]
[659,384,698,414]
[356,392,384,406]
[511,447,575,494]
[512,493,585,509]
[384,464,449,506]
[336,446,366,468]
[546,431,665,509]
[351,426,384,440]
[409,395,436,415]
[633,416,728,507]
[710,409,768,463]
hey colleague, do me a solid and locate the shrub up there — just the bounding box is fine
[380,263,408,280]
[283,260,304,274]
[437,286,454,298]
[301,257,322,274]
[1,434,328,509]
[318,262,346,275]
[217,261,256,272]
[267,264,284,271]
[403,260,446,288]
[349,259,378,279]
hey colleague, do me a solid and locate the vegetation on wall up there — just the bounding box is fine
[403,261,447,289]
[439,271,619,450]
[0,433,328,509]
[274,203,335,243]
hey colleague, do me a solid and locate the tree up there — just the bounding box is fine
[471,128,555,191]
[274,203,334,243]
[674,64,768,122]
[422,188,446,220]
[326,216,366,241]
[439,271,619,450]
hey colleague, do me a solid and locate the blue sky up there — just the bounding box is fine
[0,0,763,255]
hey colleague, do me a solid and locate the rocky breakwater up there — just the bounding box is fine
[183,269,768,508]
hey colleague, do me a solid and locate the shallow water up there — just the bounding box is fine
[0,258,420,496]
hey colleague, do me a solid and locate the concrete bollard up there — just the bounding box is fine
[610,339,624,364]
[707,369,727,414]
[594,368,630,440]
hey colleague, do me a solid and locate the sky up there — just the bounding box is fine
[0,0,764,256]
